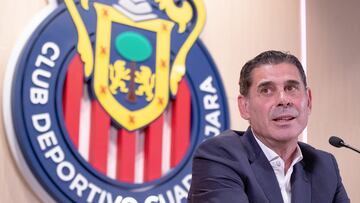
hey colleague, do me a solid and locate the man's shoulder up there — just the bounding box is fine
[298,142,336,171]
[299,142,333,158]
[204,129,244,143]
[193,129,250,161]
[198,129,245,149]
[297,141,349,202]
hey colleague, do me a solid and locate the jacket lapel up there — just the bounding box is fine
[291,159,312,203]
[242,129,284,203]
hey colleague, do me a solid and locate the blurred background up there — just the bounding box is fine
[1,0,359,202]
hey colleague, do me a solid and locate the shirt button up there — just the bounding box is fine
[276,161,281,167]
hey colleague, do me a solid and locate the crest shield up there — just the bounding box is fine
[63,0,207,132]
[93,3,175,131]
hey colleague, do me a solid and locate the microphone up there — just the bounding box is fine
[329,136,360,154]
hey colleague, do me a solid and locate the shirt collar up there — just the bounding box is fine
[251,129,303,164]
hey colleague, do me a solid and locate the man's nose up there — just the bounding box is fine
[277,91,292,106]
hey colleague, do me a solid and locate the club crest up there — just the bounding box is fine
[64,0,204,131]
[4,0,229,202]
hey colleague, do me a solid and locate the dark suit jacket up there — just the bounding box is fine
[187,128,350,203]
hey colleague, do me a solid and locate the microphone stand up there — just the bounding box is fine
[342,143,360,154]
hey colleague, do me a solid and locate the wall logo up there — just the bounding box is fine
[3,0,229,202]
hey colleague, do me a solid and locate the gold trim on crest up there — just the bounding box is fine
[63,0,206,131]
[93,3,174,131]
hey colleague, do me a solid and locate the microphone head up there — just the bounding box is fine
[329,136,344,148]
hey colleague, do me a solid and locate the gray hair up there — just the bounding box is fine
[239,50,307,96]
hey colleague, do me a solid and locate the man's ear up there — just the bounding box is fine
[306,87,312,114]
[238,95,250,120]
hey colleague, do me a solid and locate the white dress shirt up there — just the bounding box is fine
[253,134,303,203]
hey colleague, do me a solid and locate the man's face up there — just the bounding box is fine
[238,63,312,145]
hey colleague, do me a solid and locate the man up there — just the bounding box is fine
[187,50,349,203]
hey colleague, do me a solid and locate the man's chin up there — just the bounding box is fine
[270,129,300,142]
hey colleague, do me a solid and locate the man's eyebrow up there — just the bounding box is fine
[285,80,301,86]
[257,81,274,89]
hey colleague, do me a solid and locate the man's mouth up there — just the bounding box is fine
[271,107,299,124]
[272,115,296,122]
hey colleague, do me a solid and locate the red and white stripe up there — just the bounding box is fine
[62,54,191,183]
